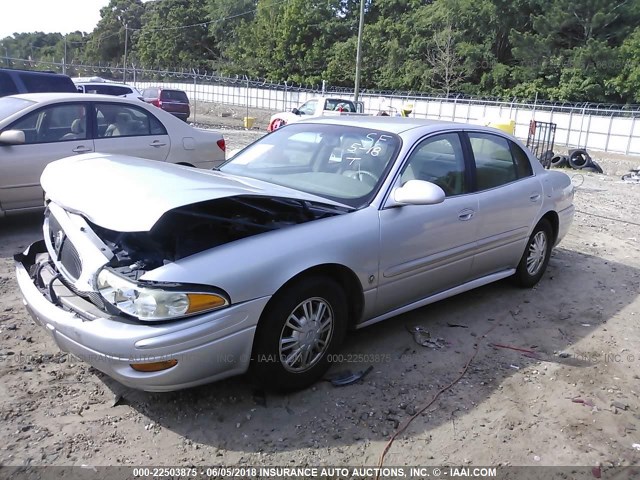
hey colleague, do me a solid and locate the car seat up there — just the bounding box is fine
[62,119,85,140]
[105,112,133,137]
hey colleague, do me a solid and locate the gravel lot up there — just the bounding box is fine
[1,113,640,474]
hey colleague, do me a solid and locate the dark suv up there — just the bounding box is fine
[141,87,190,121]
[0,68,77,97]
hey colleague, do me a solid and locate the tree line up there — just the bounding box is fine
[2,0,640,104]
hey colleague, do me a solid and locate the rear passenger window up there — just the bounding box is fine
[510,141,533,178]
[400,133,466,197]
[469,133,518,190]
[95,103,167,137]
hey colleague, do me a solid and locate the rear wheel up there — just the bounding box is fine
[513,219,553,287]
[250,276,347,391]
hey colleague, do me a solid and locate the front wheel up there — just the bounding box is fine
[269,118,287,131]
[250,277,347,391]
[513,219,553,288]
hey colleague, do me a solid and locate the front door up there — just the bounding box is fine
[376,132,479,316]
[0,102,92,211]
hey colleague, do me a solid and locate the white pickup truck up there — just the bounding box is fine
[267,97,366,132]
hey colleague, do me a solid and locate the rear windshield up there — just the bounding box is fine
[0,72,19,97]
[160,90,189,102]
[0,97,35,119]
[86,84,133,96]
[143,88,159,97]
[20,72,76,93]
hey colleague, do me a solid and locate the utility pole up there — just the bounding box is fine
[63,35,67,74]
[354,0,366,102]
[123,23,128,83]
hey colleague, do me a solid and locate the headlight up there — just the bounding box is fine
[97,268,229,321]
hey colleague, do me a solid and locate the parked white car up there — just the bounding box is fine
[267,97,366,131]
[0,93,226,215]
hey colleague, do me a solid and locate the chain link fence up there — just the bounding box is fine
[6,57,640,156]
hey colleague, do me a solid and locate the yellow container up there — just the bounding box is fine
[487,119,516,135]
[243,117,256,129]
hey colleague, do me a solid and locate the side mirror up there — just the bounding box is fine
[393,180,445,205]
[291,108,300,115]
[0,130,26,145]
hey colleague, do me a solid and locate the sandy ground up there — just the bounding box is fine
[1,107,640,474]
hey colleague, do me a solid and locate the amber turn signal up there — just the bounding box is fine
[130,359,178,372]
[186,293,228,314]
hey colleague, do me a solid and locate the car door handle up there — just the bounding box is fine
[530,193,541,202]
[458,209,475,221]
[72,146,92,153]
[149,141,167,147]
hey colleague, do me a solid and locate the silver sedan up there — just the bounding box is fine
[0,93,226,216]
[14,117,574,391]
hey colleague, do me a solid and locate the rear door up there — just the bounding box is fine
[0,102,92,210]
[465,131,542,278]
[93,102,170,161]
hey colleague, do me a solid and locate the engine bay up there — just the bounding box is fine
[90,195,352,275]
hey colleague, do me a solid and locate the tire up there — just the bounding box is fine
[513,219,553,288]
[250,276,348,391]
[587,160,603,174]
[268,118,286,132]
[568,149,591,169]
[550,154,568,168]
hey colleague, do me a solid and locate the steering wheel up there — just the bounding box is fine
[423,175,455,197]
[343,169,379,185]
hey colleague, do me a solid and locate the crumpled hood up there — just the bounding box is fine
[41,153,346,232]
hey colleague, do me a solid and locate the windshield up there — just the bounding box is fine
[220,123,401,207]
[0,97,35,120]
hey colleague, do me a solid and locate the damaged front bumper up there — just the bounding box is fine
[14,241,268,392]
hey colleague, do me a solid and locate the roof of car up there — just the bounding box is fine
[8,92,138,103]
[304,116,463,134]
[75,80,132,87]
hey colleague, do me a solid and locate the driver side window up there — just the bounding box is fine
[400,133,466,197]
[9,104,87,144]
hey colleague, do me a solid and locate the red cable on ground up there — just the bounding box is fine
[375,324,496,479]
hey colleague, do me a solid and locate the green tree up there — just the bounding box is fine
[608,27,640,103]
[83,0,145,65]
[206,0,256,70]
[509,0,640,101]
[227,0,347,85]
[136,0,216,69]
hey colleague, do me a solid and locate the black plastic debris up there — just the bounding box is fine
[325,366,374,387]
[622,167,640,183]
[407,326,447,349]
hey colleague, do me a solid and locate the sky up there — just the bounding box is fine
[0,0,111,39]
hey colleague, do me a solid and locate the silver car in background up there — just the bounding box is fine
[14,117,574,392]
[0,93,226,216]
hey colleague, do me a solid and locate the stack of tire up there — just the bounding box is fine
[548,149,603,173]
